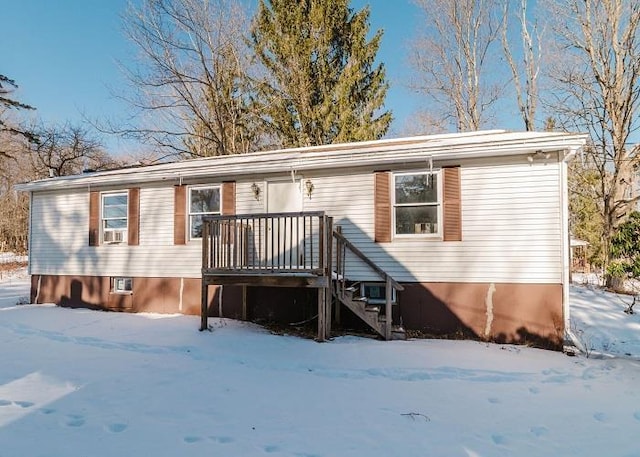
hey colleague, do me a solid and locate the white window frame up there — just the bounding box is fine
[101,191,128,244]
[188,185,221,240]
[112,277,133,294]
[360,282,397,305]
[392,170,442,238]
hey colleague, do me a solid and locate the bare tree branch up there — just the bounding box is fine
[547,0,640,271]
[110,0,264,158]
[410,0,503,131]
[501,0,542,130]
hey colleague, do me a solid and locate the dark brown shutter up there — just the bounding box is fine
[174,185,187,245]
[374,172,392,243]
[221,181,236,215]
[128,187,140,246]
[89,191,100,246]
[443,166,462,242]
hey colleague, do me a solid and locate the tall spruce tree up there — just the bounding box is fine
[251,0,391,148]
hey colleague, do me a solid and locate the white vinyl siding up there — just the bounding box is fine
[30,190,89,264]
[299,163,562,284]
[29,159,563,284]
[30,186,203,278]
[138,187,174,246]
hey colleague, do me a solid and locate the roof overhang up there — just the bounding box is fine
[15,130,589,192]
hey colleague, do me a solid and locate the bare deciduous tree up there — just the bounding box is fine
[546,0,640,270]
[501,0,542,131]
[410,0,502,131]
[0,149,30,253]
[27,123,117,178]
[0,123,118,253]
[398,110,449,137]
[118,0,261,157]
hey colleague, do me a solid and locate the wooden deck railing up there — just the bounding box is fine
[202,211,331,276]
[333,227,404,340]
[200,213,405,340]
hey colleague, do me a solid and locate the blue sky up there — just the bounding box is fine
[2,1,462,155]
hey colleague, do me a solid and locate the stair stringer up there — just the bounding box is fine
[333,285,387,338]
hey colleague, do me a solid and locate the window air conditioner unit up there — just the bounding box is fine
[104,230,125,244]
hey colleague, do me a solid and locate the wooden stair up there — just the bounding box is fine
[333,283,405,340]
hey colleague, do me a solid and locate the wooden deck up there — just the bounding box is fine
[200,211,404,341]
[200,212,333,339]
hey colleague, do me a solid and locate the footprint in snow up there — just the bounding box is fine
[528,386,540,394]
[14,401,34,408]
[64,415,86,427]
[530,426,549,437]
[264,444,281,453]
[487,397,500,404]
[209,436,234,444]
[0,400,34,408]
[634,411,640,422]
[491,434,508,446]
[106,423,127,433]
[39,408,56,415]
[183,436,203,444]
[593,412,607,423]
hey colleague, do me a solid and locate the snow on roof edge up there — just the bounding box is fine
[15,130,588,192]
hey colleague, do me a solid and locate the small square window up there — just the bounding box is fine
[360,282,396,305]
[112,277,133,294]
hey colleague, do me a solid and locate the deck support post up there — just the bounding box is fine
[241,285,247,321]
[385,277,392,340]
[324,286,332,339]
[325,217,333,339]
[200,279,209,331]
[334,226,342,325]
[317,287,326,342]
[200,221,210,331]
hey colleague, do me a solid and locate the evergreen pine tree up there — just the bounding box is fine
[0,75,38,146]
[251,0,392,148]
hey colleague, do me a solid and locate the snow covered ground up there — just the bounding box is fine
[0,252,29,266]
[0,252,29,282]
[1,271,639,457]
[571,281,640,359]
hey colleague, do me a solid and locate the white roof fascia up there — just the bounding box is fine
[15,131,588,192]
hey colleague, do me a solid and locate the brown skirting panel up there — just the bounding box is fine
[30,274,242,317]
[30,275,563,348]
[398,282,563,349]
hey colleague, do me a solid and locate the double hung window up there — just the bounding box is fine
[189,186,220,239]
[102,192,128,243]
[394,172,440,235]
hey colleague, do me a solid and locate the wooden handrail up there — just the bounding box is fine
[202,211,329,275]
[203,211,326,221]
[332,229,404,291]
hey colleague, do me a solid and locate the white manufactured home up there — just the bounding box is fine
[17,130,587,348]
